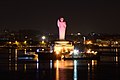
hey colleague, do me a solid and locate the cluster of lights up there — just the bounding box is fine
[8,41,27,45]
[42,36,46,40]
[73,49,79,55]
[86,49,97,55]
[86,40,92,44]
[54,41,74,55]
[36,48,45,52]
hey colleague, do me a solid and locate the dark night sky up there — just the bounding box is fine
[0,0,120,34]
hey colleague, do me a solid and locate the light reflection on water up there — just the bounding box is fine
[88,63,91,80]
[56,60,59,80]
[88,60,97,80]
[54,60,74,80]
[50,60,52,69]
[0,48,119,80]
[54,60,73,69]
[115,48,118,64]
[24,64,26,71]
[74,60,77,80]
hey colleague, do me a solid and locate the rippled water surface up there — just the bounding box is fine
[0,48,120,80]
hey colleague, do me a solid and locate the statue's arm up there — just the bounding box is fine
[57,19,60,27]
[64,22,66,28]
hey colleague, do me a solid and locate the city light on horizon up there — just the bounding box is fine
[41,36,46,40]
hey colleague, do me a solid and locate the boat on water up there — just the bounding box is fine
[18,51,38,60]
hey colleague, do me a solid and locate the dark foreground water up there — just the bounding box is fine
[0,48,120,80]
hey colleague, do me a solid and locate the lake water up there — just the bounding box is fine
[0,48,120,80]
